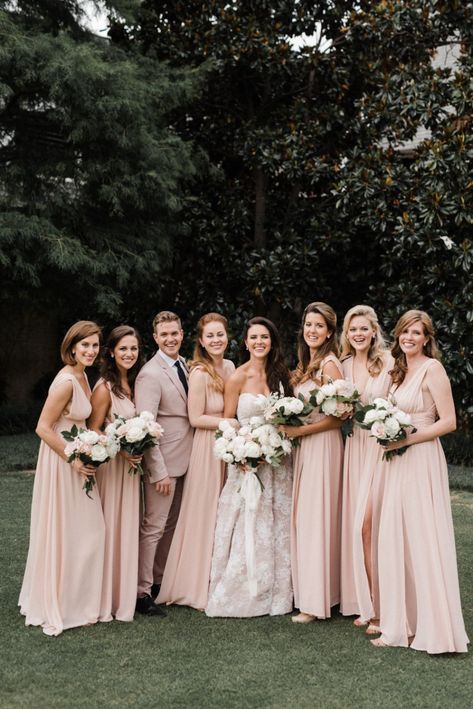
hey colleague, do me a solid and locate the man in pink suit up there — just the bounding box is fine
[135,311,194,615]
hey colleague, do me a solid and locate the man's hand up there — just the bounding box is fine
[155,476,172,496]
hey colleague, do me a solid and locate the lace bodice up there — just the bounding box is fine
[236,393,267,424]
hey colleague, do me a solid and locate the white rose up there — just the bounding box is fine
[222,427,235,440]
[321,398,338,416]
[245,442,262,459]
[321,382,336,397]
[370,421,386,439]
[282,438,292,454]
[394,409,412,427]
[384,416,401,438]
[334,379,356,398]
[126,426,147,443]
[363,409,379,425]
[105,422,118,435]
[373,397,389,408]
[238,425,251,437]
[222,453,234,463]
[214,438,229,457]
[90,443,108,462]
[106,439,120,458]
[140,411,154,423]
[284,398,304,415]
[218,419,233,432]
[78,430,99,445]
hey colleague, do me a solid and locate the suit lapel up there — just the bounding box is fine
[157,354,187,402]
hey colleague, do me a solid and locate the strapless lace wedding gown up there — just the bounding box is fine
[205,393,293,617]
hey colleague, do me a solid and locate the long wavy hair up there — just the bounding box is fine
[390,310,440,385]
[100,325,144,398]
[240,316,292,396]
[292,302,339,385]
[189,313,229,392]
[340,305,387,377]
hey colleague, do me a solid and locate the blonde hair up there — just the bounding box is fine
[292,302,339,386]
[391,310,440,385]
[152,310,181,331]
[189,313,229,392]
[60,321,102,365]
[340,305,387,377]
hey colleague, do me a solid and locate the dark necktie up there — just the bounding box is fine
[174,361,188,395]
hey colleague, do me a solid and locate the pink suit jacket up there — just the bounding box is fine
[134,351,194,483]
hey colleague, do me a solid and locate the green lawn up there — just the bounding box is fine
[0,470,472,709]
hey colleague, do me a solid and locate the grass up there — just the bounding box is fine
[0,470,472,708]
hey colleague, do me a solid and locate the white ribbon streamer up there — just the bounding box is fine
[239,471,262,598]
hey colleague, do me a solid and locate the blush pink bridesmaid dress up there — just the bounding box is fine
[340,353,393,618]
[291,354,344,619]
[95,380,140,622]
[157,363,233,610]
[376,359,469,653]
[19,372,105,636]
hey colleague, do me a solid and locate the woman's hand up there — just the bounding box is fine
[119,450,143,468]
[71,459,98,477]
[382,437,411,452]
[279,424,305,439]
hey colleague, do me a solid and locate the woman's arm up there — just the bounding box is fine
[321,360,343,382]
[280,415,343,439]
[188,369,222,430]
[385,360,456,451]
[223,370,246,418]
[35,380,75,459]
[88,382,111,432]
[36,379,97,476]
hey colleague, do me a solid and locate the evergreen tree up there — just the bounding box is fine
[0,0,202,321]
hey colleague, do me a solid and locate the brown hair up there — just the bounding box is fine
[60,321,102,366]
[152,310,181,331]
[390,310,440,385]
[292,302,339,385]
[340,305,387,377]
[240,317,293,396]
[189,313,229,392]
[100,325,144,398]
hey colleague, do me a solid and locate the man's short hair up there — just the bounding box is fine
[152,311,182,331]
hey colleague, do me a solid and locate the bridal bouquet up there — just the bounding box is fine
[62,425,120,497]
[106,411,164,476]
[309,379,360,435]
[354,397,416,461]
[263,392,314,427]
[214,417,292,489]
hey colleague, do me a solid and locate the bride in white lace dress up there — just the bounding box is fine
[206,317,293,617]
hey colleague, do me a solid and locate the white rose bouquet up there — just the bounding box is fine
[62,425,120,497]
[309,379,360,435]
[214,417,292,490]
[263,392,314,427]
[354,396,416,461]
[106,410,164,476]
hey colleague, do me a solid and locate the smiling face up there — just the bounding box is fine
[200,320,228,358]
[73,334,100,368]
[303,311,331,353]
[399,320,428,358]
[154,320,184,359]
[347,315,375,355]
[246,324,271,359]
[113,335,139,373]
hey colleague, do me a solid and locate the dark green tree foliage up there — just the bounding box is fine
[0,0,201,320]
[112,1,472,422]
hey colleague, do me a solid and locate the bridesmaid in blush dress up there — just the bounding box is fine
[206,317,293,617]
[339,305,393,629]
[157,313,235,610]
[371,310,469,653]
[281,302,344,623]
[89,325,144,622]
[19,321,106,636]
